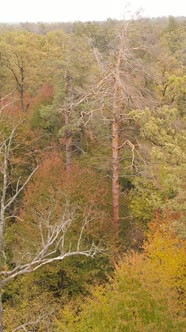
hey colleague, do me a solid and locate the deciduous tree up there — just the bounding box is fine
[0,103,102,332]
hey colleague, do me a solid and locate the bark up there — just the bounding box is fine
[19,85,25,112]
[112,114,120,230]
[0,207,5,259]
[65,133,72,172]
[111,36,124,231]
[64,112,72,172]
[0,221,3,332]
[17,65,25,112]
[19,66,25,112]
[0,285,2,332]
[8,65,25,112]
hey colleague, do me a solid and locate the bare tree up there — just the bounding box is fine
[84,23,147,234]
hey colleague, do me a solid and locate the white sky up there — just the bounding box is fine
[0,0,186,23]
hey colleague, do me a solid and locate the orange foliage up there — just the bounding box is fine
[31,83,54,109]
[13,151,112,256]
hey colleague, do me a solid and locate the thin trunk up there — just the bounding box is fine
[0,285,2,332]
[19,66,25,112]
[64,112,72,172]
[112,114,119,230]
[0,222,4,262]
[112,65,121,231]
[0,149,6,259]
[8,65,25,112]
[111,32,125,233]
[0,193,4,332]
[19,85,25,112]
[0,148,6,332]
[65,133,72,172]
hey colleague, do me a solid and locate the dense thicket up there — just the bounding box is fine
[0,16,186,331]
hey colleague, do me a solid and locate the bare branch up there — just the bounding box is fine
[89,39,104,74]
[4,165,39,212]
[0,200,104,285]
[0,247,101,285]
[12,313,49,332]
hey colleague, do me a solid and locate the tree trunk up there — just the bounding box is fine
[20,85,25,112]
[65,132,72,172]
[111,33,125,234]
[64,112,72,172]
[0,285,2,332]
[0,212,3,331]
[0,218,4,258]
[112,114,119,231]
[0,222,4,332]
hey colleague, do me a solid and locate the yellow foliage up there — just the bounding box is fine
[117,219,186,315]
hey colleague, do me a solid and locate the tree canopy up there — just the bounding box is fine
[0,16,186,331]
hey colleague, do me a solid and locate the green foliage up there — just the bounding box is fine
[129,178,163,222]
[0,31,46,110]
[128,106,186,224]
[73,19,119,53]
[3,273,58,331]
[31,105,60,135]
[1,16,186,331]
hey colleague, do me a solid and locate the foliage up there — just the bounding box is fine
[6,151,112,266]
[0,16,186,331]
[128,106,186,224]
[55,219,186,332]
[0,31,46,111]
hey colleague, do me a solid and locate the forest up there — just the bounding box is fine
[0,16,186,331]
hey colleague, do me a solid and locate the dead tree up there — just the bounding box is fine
[87,22,147,234]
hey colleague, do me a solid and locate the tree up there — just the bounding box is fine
[0,31,46,112]
[92,19,186,237]
[73,19,119,54]
[88,21,148,233]
[43,31,98,170]
[128,105,186,226]
[56,218,186,332]
[0,103,102,332]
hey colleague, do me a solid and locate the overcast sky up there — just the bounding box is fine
[0,0,186,23]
